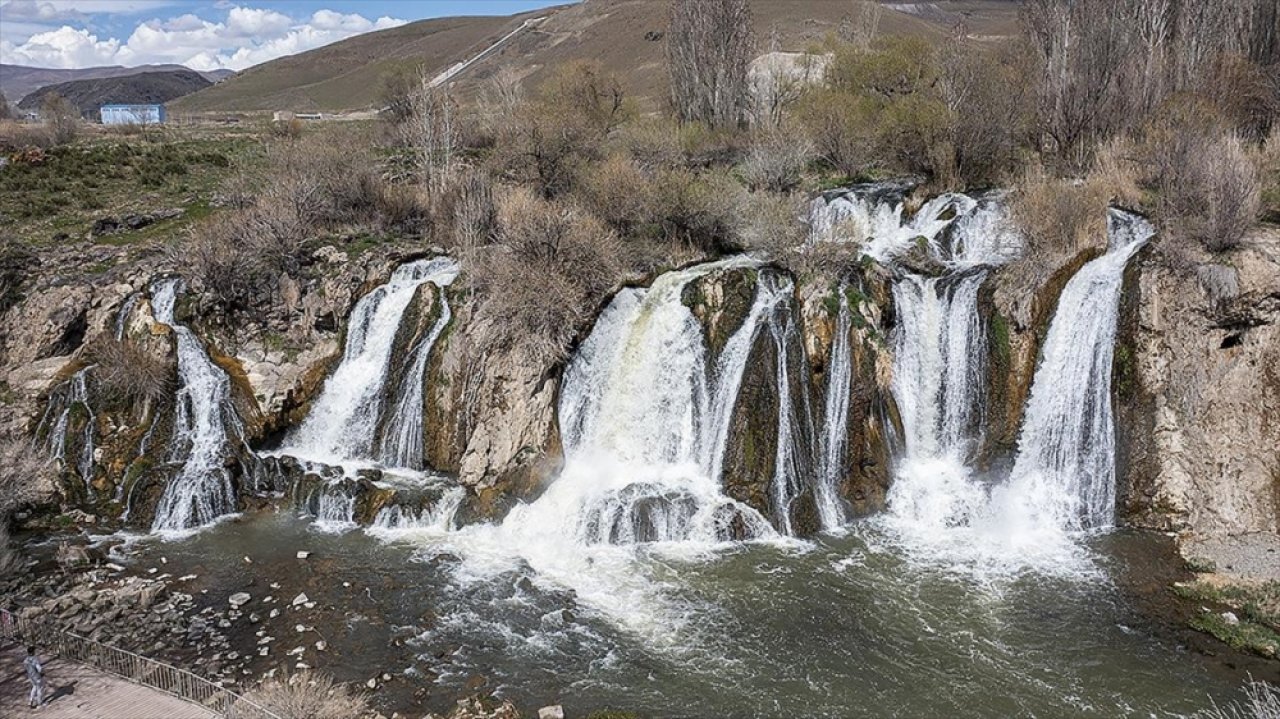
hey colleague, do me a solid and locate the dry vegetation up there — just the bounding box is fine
[241,670,371,719]
[86,337,174,411]
[146,0,1278,358]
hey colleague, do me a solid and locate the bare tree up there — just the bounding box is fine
[40,93,79,145]
[839,0,883,50]
[751,25,823,128]
[401,71,458,193]
[667,0,754,128]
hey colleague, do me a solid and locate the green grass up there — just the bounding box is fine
[1175,579,1280,658]
[0,131,261,246]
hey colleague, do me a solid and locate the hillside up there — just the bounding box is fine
[17,70,213,117]
[173,0,1020,114]
[0,64,230,107]
[171,12,539,113]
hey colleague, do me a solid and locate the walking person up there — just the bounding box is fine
[24,645,45,709]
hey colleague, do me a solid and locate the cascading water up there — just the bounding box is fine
[1000,210,1154,532]
[762,274,815,536]
[37,366,96,493]
[283,257,458,469]
[815,287,853,531]
[549,256,778,545]
[115,292,141,340]
[378,283,455,470]
[149,278,243,534]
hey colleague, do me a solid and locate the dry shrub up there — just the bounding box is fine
[650,167,746,251]
[1199,680,1280,719]
[0,120,53,153]
[741,123,815,192]
[86,337,173,410]
[1260,126,1280,221]
[738,191,807,255]
[577,153,655,234]
[269,117,304,139]
[437,168,496,252]
[492,61,631,198]
[1010,165,1114,260]
[241,671,370,719]
[617,116,683,170]
[1091,137,1144,209]
[41,93,79,146]
[470,188,623,363]
[1138,98,1262,252]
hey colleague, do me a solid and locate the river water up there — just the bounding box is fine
[126,511,1240,718]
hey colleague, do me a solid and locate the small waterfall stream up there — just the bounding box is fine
[149,278,244,533]
[815,287,853,530]
[283,257,459,468]
[37,366,96,494]
[1002,211,1153,531]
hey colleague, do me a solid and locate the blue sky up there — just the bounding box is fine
[0,1,567,70]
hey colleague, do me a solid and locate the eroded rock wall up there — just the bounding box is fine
[1118,231,1280,536]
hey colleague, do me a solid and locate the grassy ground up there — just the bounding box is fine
[0,124,266,247]
[1175,576,1280,659]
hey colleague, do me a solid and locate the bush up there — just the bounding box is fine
[241,671,370,719]
[576,153,655,234]
[741,123,815,192]
[1010,164,1114,259]
[1138,99,1262,252]
[1198,679,1280,719]
[649,167,745,251]
[41,93,79,146]
[86,338,173,410]
[437,168,496,252]
[469,188,622,363]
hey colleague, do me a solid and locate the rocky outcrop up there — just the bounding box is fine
[800,268,899,516]
[1118,230,1280,537]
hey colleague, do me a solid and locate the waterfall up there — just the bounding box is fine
[283,257,458,469]
[378,285,454,470]
[808,186,978,262]
[368,486,465,534]
[763,275,814,536]
[115,292,141,340]
[37,366,96,494]
[1002,211,1153,531]
[549,257,777,544]
[891,272,988,461]
[149,278,241,533]
[815,288,853,530]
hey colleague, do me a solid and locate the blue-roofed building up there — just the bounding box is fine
[99,104,166,125]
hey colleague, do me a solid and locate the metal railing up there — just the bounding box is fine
[2,607,284,718]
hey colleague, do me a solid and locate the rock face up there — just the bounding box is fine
[1117,231,1280,537]
[427,293,564,521]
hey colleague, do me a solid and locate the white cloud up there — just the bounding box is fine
[0,3,407,70]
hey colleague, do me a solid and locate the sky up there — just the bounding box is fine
[0,0,565,71]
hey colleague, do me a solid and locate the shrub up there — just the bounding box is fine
[0,120,52,153]
[469,188,622,363]
[650,167,745,251]
[86,338,173,410]
[40,93,79,146]
[1010,164,1114,259]
[617,117,683,171]
[576,152,655,234]
[1138,99,1262,253]
[741,123,815,192]
[241,671,370,719]
[1198,679,1280,719]
[0,237,35,313]
[437,168,496,252]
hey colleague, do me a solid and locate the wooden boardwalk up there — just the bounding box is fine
[0,642,218,719]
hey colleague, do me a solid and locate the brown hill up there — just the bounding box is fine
[173,0,1020,114]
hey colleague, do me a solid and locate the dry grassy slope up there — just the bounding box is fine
[171,0,1019,114]
[171,12,544,112]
